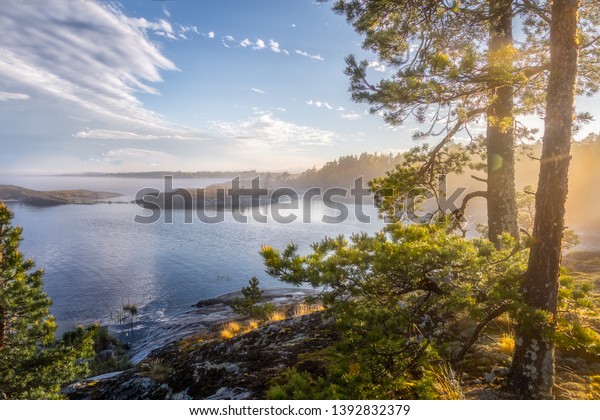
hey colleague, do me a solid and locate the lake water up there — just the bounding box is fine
[1,176,384,339]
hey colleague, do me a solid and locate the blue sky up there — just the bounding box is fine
[0,1,598,175]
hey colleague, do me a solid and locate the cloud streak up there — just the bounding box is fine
[102,148,174,165]
[210,112,339,148]
[73,129,205,141]
[0,92,30,101]
[307,100,333,109]
[0,2,203,140]
[295,50,324,61]
[307,99,362,121]
[230,36,289,54]
[341,112,362,121]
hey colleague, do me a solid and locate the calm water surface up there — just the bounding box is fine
[1,176,384,338]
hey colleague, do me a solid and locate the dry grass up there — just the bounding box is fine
[430,363,464,400]
[140,358,172,382]
[220,320,263,339]
[244,319,260,333]
[268,310,286,322]
[220,321,242,339]
[499,333,515,356]
[590,375,600,399]
[293,303,324,318]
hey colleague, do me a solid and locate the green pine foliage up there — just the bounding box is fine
[262,222,527,398]
[0,203,95,399]
[262,221,600,398]
[231,277,276,320]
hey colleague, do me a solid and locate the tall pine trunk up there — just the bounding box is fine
[510,0,580,399]
[0,213,4,350]
[486,0,519,247]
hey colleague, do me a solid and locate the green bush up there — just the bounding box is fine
[262,223,526,399]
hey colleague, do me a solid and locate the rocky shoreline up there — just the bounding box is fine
[61,287,600,400]
[127,288,320,364]
[63,288,331,399]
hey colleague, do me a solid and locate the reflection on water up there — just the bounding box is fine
[3,176,384,340]
[5,176,597,344]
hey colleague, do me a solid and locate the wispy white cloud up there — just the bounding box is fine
[307,100,361,121]
[207,31,215,39]
[222,35,235,47]
[178,25,199,40]
[341,112,362,121]
[251,88,267,95]
[73,129,205,141]
[102,148,174,165]
[295,50,324,61]
[210,112,339,147]
[276,107,286,112]
[0,2,203,139]
[269,39,281,53]
[367,60,386,73]
[225,35,288,55]
[0,92,30,101]
[306,100,332,109]
[126,16,177,40]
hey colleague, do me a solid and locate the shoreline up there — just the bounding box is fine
[127,287,320,364]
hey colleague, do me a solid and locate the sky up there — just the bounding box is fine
[0,0,598,175]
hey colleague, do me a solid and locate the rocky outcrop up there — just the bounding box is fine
[64,311,337,400]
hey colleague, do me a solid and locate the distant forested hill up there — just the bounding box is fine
[289,152,404,188]
[284,134,600,231]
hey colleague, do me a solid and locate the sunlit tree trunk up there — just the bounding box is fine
[486,0,519,247]
[0,216,4,350]
[510,0,580,398]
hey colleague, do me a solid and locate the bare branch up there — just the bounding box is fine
[453,304,510,362]
[471,175,488,183]
[518,0,552,24]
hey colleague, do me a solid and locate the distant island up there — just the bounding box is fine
[63,170,291,180]
[0,185,121,207]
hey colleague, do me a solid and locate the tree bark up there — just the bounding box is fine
[486,0,519,247]
[509,0,580,399]
[0,214,4,350]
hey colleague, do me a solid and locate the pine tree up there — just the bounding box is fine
[0,203,94,399]
[509,0,582,398]
[231,277,276,320]
[333,0,599,245]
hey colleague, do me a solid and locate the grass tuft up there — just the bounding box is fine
[499,333,515,356]
[268,310,286,322]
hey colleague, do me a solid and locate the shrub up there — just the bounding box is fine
[231,277,277,320]
[262,223,527,399]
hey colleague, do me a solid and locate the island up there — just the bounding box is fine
[0,185,121,206]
